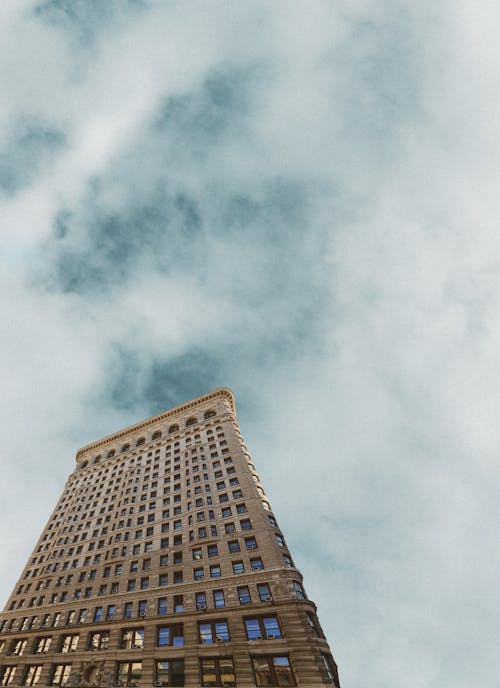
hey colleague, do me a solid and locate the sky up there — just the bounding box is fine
[0,1,498,686]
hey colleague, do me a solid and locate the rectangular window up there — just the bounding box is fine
[196,592,207,610]
[207,545,218,558]
[49,664,71,687]
[322,654,339,686]
[213,590,225,609]
[238,586,251,605]
[257,584,272,602]
[88,631,109,651]
[116,661,142,688]
[155,659,184,687]
[123,602,133,619]
[173,595,183,613]
[60,634,79,653]
[292,581,305,600]
[157,598,168,615]
[157,624,184,647]
[245,616,282,640]
[200,657,236,687]
[251,656,295,687]
[0,666,16,686]
[232,561,244,575]
[198,620,229,644]
[210,565,221,578]
[120,628,144,649]
[22,665,42,686]
[240,519,252,530]
[250,557,264,571]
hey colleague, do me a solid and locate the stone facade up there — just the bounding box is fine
[0,388,340,687]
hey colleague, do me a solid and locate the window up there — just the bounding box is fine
[257,583,272,602]
[240,519,252,530]
[22,665,43,686]
[213,590,225,609]
[210,565,221,578]
[173,595,183,613]
[236,503,247,514]
[283,554,293,568]
[245,536,257,550]
[196,592,207,610]
[251,656,295,686]
[106,605,115,619]
[275,534,285,547]
[245,616,282,640]
[207,545,218,558]
[158,598,168,615]
[60,635,79,653]
[224,523,235,535]
[155,659,184,687]
[123,602,133,619]
[232,561,244,575]
[228,540,240,553]
[221,507,231,518]
[116,661,142,687]
[138,600,147,617]
[10,639,27,656]
[194,567,204,580]
[238,586,251,605]
[0,666,16,686]
[157,624,184,647]
[120,628,144,649]
[306,611,324,638]
[250,557,264,571]
[292,581,305,600]
[198,620,229,644]
[34,636,52,653]
[88,631,109,650]
[49,664,71,686]
[322,654,339,686]
[200,657,236,687]
[159,573,168,587]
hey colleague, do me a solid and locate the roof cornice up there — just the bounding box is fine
[75,387,235,460]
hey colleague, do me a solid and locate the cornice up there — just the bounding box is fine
[75,387,235,460]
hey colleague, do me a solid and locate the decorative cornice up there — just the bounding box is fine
[75,387,235,461]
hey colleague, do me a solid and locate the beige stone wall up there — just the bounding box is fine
[0,389,339,687]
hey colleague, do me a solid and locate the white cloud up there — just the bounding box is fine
[0,2,498,687]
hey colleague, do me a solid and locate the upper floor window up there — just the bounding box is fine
[245,615,282,640]
[200,658,235,687]
[251,656,295,687]
[198,620,229,644]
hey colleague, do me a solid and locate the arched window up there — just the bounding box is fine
[204,410,216,419]
[186,417,197,427]
[168,424,179,434]
[107,449,115,459]
[152,431,162,440]
[80,460,88,469]
[136,437,145,447]
[93,455,101,464]
[121,443,130,453]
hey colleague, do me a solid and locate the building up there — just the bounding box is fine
[0,388,340,687]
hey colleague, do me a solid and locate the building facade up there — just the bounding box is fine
[0,388,339,687]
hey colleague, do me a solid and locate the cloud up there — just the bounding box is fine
[0,2,498,687]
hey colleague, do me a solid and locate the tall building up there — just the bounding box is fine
[0,388,340,687]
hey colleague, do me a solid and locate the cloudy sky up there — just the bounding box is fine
[0,1,498,686]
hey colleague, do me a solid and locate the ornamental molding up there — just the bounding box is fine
[75,387,235,461]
